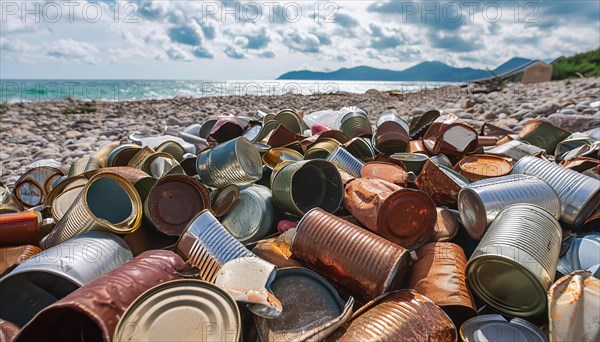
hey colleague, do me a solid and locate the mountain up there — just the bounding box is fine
[277,58,534,82]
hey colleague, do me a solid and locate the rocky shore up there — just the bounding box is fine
[1,77,599,185]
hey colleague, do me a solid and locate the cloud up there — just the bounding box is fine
[281,29,321,53]
[369,24,402,49]
[427,31,480,52]
[367,1,465,31]
[224,46,247,59]
[45,39,100,64]
[223,25,271,50]
[259,51,275,58]
[193,47,214,59]
[334,13,359,28]
[168,23,203,46]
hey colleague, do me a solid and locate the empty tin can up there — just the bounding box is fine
[343,137,375,160]
[360,161,409,186]
[458,174,561,239]
[460,315,547,342]
[454,154,513,182]
[340,111,372,138]
[518,119,571,154]
[251,234,304,269]
[271,160,343,216]
[207,117,246,144]
[261,147,304,170]
[155,140,186,162]
[512,155,600,229]
[415,160,469,207]
[0,211,41,247]
[557,233,600,277]
[373,121,410,155]
[68,155,101,177]
[196,137,263,188]
[113,280,241,342]
[176,210,282,318]
[407,242,477,328]
[0,245,42,277]
[210,184,240,218]
[376,112,410,131]
[199,118,218,139]
[144,175,210,237]
[486,139,546,160]
[14,166,64,207]
[221,185,277,244]
[291,208,410,302]
[343,178,436,250]
[391,152,429,174]
[0,231,132,326]
[41,173,142,249]
[432,207,459,242]
[0,182,24,214]
[328,290,457,341]
[254,267,354,342]
[326,145,365,178]
[304,138,340,160]
[409,109,441,138]
[275,109,304,134]
[106,144,142,167]
[423,114,479,159]
[14,250,186,342]
[466,204,562,317]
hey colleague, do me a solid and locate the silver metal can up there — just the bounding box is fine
[221,185,277,244]
[326,145,365,178]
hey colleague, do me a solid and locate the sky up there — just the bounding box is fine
[1,0,599,80]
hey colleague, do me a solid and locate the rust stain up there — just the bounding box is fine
[415,160,463,207]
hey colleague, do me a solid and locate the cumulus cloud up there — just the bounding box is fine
[224,46,247,59]
[369,24,403,49]
[46,39,100,64]
[281,29,321,53]
[168,23,203,46]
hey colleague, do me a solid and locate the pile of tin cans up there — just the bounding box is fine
[1,108,599,341]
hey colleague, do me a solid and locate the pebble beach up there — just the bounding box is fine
[2,77,599,185]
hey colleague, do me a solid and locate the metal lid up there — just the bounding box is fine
[460,314,547,342]
[455,154,513,182]
[50,179,86,221]
[211,184,240,218]
[113,279,241,342]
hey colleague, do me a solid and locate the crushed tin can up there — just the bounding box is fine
[415,160,470,207]
[0,182,24,214]
[518,119,571,154]
[275,109,304,135]
[196,137,263,188]
[326,145,365,178]
[41,173,142,249]
[423,114,479,160]
[0,211,41,247]
[291,208,410,302]
[14,250,186,342]
[466,204,562,318]
[251,233,304,269]
[207,117,246,144]
[453,154,513,182]
[260,123,305,148]
[14,165,64,207]
[548,270,599,342]
[0,245,42,277]
[144,175,210,237]
[262,147,303,170]
[458,174,561,239]
[271,160,343,216]
[409,109,440,139]
[340,110,372,138]
[0,231,132,326]
[221,184,277,244]
[557,233,600,277]
[460,314,547,342]
[0,320,19,342]
[176,210,282,318]
[343,178,436,250]
[113,279,241,342]
[254,267,354,342]
[485,139,546,160]
[199,118,218,139]
[560,156,600,173]
[391,152,429,174]
[512,155,600,229]
[407,242,477,328]
[328,290,457,341]
[343,137,375,160]
[432,207,459,242]
[359,161,409,186]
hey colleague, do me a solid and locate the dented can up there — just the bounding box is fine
[407,242,477,328]
[512,156,600,229]
[343,137,375,160]
[15,250,186,342]
[0,211,41,247]
[373,121,410,155]
[326,145,364,178]
[391,152,429,174]
[262,147,303,169]
[360,161,410,187]
[196,137,263,188]
[275,109,304,134]
[518,119,571,154]
[423,114,478,159]
[343,178,436,250]
[328,290,457,341]
[0,231,132,326]
[415,160,469,207]
[460,315,547,342]
[291,208,410,302]
[466,204,562,317]
[106,144,143,167]
[485,139,545,161]
[458,174,560,239]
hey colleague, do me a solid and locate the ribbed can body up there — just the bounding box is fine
[458,174,560,239]
[326,146,364,178]
[340,112,372,138]
[466,204,562,317]
[512,156,600,229]
[376,112,410,133]
[328,290,457,341]
[196,137,263,188]
[291,208,409,302]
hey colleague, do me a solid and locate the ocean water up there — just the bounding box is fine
[0,79,456,103]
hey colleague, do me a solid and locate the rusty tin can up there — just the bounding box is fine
[466,204,562,318]
[373,121,410,155]
[409,109,441,138]
[487,140,546,160]
[41,173,142,249]
[432,207,459,242]
[0,211,41,247]
[144,175,210,237]
[328,290,457,341]
[391,152,429,174]
[326,145,365,178]
[0,245,42,277]
[415,160,470,207]
[0,320,20,342]
[454,154,513,182]
[14,166,64,207]
[14,250,186,342]
[0,182,24,214]
[343,178,436,250]
[340,111,372,138]
[176,210,282,318]
[512,156,600,230]
[221,185,277,244]
[423,114,478,159]
[251,234,304,269]
[196,137,263,188]
[255,267,354,342]
[376,112,409,131]
[458,174,560,239]
[407,242,477,328]
[0,231,132,326]
[291,208,410,302]
[271,160,343,216]
[360,161,409,186]
[113,280,241,342]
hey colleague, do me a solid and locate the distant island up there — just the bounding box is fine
[277,57,537,82]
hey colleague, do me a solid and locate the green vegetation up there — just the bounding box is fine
[553,48,600,80]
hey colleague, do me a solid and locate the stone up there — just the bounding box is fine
[547,114,600,132]
[533,103,560,116]
[65,130,81,138]
[559,108,578,115]
[497,113,508,119]
[166,117,181,126]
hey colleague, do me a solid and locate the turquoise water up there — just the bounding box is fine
[0,79,455,102]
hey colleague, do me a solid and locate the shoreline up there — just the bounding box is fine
[1,77,599,185]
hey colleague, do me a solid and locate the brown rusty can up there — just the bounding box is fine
[454,154,513,182]
[415,160,469,207]
[0,320,20,342]
[343,178,436,250]
[0,245,42,277]
[14,250,187,342]
[0,211,41,247]
[327,290,457,341]
[291,208,410,302]
[407,242,477,328]
[360,161,409,187]
[252,235,304,269]
[432,207,459,242]
[423,114,478,160]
